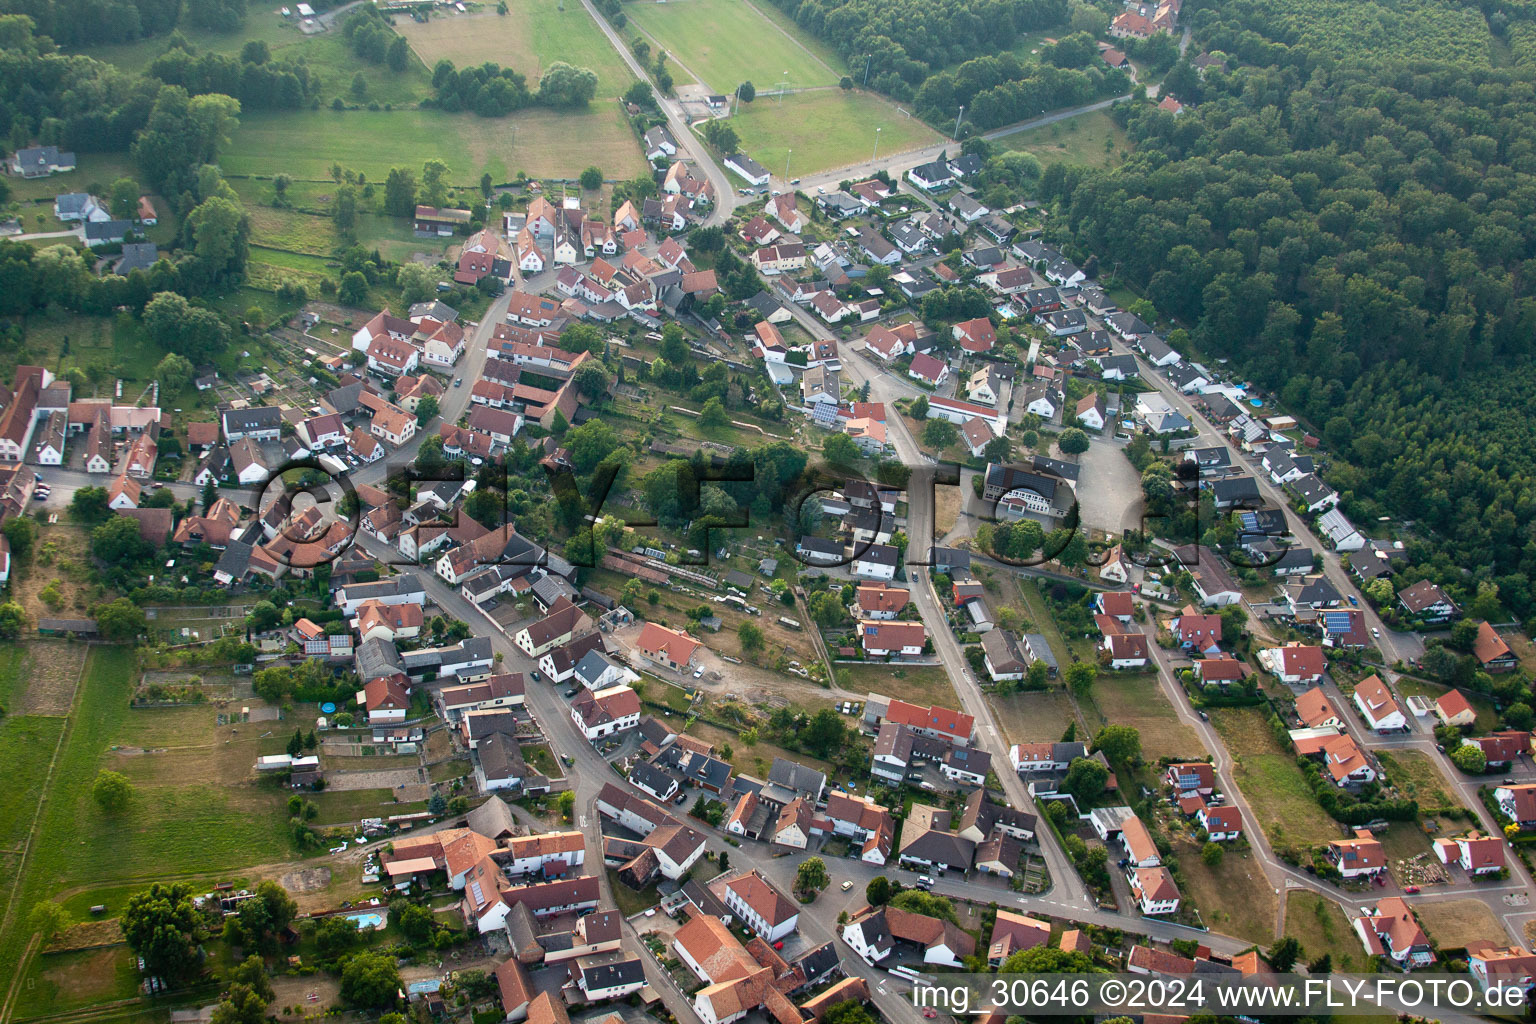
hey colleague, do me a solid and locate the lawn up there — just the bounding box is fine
[1210,707,1340,850]
[1171,836,1276,945]
[3,153,143,204]
[0,718,67,847]
[222,106,648,184]
[398,3,636,99]
[1393,677,1501,733]
[1084,675,1199,761]
[622,0,839,94]
[725,89,941,177]
[1284,890,1363,970]
[988,690,1079,745]
[838,661,961,709]
[999,108,1133,170]
[5,314,165,405]
[1415,898,1504,950]
[607,869,662,916]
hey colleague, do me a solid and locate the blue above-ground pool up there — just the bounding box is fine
[1249,398,1264,407]
[320,702,337,714]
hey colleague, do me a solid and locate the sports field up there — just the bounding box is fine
[223,105,648,183]
[399,2,636,98]
[726,89,941,176]
[623,0,840,94]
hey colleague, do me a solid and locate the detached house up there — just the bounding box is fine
[1398,580,1457,623]
[1473,621,1518,673]
[952,317,996,353]
[1353,674,1406,733]
[1355,897,1433,970]
[1328,828,1386,878]
[1260,642,1326,686]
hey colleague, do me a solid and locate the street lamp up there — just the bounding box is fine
[784,148,792,182]
[780,70,788,103]
[872,126,883,163]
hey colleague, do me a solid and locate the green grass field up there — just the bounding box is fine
[623,0,839,94]
[399,3,635,99]
[999,108,1132,169]
[222,106,648,184]
[77,11,433,107]
[0,648,306,1000]
[725,89,941,177]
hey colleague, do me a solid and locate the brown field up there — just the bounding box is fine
[1375,749,1458,810]
[44,918,124,953]
[1085,675,1200,760]
[933,481,963,539]
[29,945,134,1009]
[1171,835,1276,944]
[14,642,87,717]
[12,521,95,625]
[1416,898,1504,950]
[1211,707,1340,849]
[1284,890,1363,969]
[988,690,1080,745]
[1503,628,1536,675]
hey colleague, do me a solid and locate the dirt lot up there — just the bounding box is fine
[325,768,425,793]
[14,642,87,716]
[1075,437,1143,534]
[1416,898,1504,950]
[1170,834,1276,944]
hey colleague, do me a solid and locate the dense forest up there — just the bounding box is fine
[1034,3,1536,619]
[759,0,1069,98]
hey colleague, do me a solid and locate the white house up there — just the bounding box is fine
[1352,674,1407,732]
[720,871,799,943]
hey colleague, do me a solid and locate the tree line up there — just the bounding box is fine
[427,57,598,117]
[0,0,252,47]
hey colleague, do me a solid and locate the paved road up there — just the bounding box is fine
[577,0,737,229]
[1102,325,1425,668]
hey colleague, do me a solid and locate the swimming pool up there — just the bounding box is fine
[345,912,385,930]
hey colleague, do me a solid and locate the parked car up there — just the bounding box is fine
[841,880,853,891]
